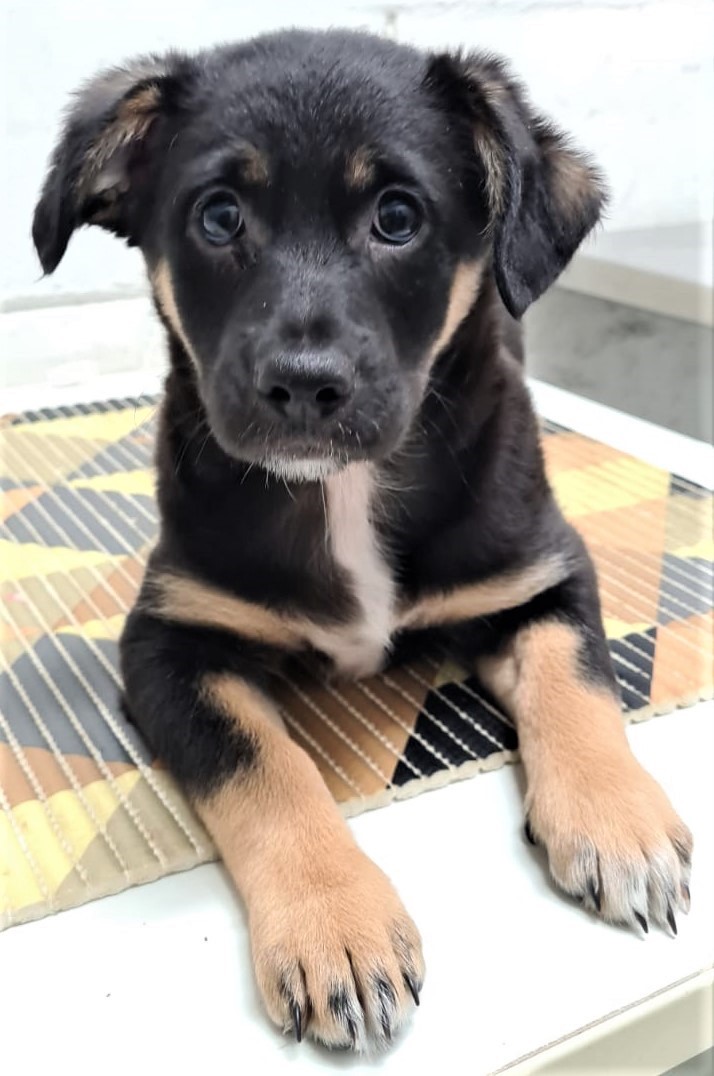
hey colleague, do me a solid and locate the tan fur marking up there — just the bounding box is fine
[198,673,423,1047]
[151,261,201,369]
[479,620,692,925]
[547,145,599,216]
[150,473,397,678]
[151,572,306,649]
[237,144,269,185]
[426,260,483,363]
[123,83,161,118]
[456,57,509,216]
[202,675,286,740]
[399,554,567,631]
[479,621,629,777]
[480,77,509,109]
[153,569,386,672]
[474,122,508,218]
[345,146,375,191]
[82,85,160,181]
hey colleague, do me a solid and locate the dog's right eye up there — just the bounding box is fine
[372,190,422,246]
[199,192,244,245]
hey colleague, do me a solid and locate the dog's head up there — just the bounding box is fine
[33,31,606,480]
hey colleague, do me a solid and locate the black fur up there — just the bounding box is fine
[33,29,614,803]
[120,613,262,795]
[424,52,606,317]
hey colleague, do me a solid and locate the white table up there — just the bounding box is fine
[2,378,713,1075]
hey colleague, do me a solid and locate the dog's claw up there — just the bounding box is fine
[376,977,395,1043]
[682,883,691,912]
[667,904,678,936]
[673,835,692,868]
[634,912,649,934]
[524,818,536,845]
[292,1002,303,1043]
[404,974,420,1007]
[588,877,602,913]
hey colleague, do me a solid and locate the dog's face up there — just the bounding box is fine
[141,39,493,478]
[33,32,605,480]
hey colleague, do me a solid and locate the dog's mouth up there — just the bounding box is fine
[254,433,360,481]
[209,410,381,480]
[203,346,416,480]
[216,432,359,482]
[260,454,344,482]
[205,374,414,481]
[218,413,409,482]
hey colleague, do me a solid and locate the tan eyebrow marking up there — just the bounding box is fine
[236,143,269,185]
[345,146,376,192]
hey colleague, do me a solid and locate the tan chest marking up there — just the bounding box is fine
[150,500,566,682]
[307,464,396,679]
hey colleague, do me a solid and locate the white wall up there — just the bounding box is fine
[0,0,383,309]
[2,0,712,309]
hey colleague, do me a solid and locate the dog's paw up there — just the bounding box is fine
[250,847,424,1051]
[526,754,692,934]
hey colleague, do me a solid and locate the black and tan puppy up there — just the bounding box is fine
[34,30,691,1051]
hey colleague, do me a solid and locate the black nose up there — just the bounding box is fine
[256,352,353,420]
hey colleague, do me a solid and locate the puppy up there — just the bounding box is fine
[33,29,692,1051]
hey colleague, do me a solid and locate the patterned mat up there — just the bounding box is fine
[1,397,712,929]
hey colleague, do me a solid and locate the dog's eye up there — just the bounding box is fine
[199,192,244,245]
[372,191,421,245]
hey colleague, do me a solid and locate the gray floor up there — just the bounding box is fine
[666,1049,714,1075]
[525,289,713,442]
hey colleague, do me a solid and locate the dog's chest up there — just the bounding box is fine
[305,465,396,679]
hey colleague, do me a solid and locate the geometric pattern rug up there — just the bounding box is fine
[1,397,712,929]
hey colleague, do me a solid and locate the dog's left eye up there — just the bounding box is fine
[199,192,244,245]
[372,191,422,245]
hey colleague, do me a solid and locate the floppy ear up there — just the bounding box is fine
[425,52,608,318]
[32,53,187,274]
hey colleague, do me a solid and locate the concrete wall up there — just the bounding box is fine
[2,0,712,308]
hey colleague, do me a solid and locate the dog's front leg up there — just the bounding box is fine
[120,611,423,1050]
[476,563,692,933]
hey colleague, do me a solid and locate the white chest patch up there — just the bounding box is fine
[304,464,396,679]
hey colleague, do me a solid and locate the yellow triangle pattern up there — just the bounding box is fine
[0,771,141,918]
[677,539,714,560]
[0,540,115,581]
[56,613,125,641]
[13,407,155,444]
[551,458,670,517]
[69,470,156,498]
